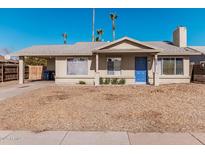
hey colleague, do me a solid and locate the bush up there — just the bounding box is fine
[99,77,104,85]
[104,78,110,84]
[118,78,126,85]
[111,78,118,84]
[99,78,126,85]
[79,81,86,84]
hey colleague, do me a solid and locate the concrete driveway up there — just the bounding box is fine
[0,131,204,145]
[0,81,54,101]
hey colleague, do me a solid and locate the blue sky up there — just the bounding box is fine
[0,8,205,52]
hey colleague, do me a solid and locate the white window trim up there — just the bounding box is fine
[67,57,89,75]
[106,57,122,76]
[158,57,184,75]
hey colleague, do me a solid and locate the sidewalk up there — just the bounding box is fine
[0,131,204,145]
[0,81,53,101]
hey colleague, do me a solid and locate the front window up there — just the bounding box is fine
[107,57,121,75]
[67,58,88,75]
[158,58,183,75]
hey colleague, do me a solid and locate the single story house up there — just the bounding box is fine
[0,55,4,60]
[12,26,200,86]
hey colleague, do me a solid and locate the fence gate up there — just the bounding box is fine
[192,64,205,83]
[28,65,44,80]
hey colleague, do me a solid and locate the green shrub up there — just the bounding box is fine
[118,78,126,85]
[104,78,110,84]
[111,78,118,84]
[79,81,86,84]
[99,77,104,85]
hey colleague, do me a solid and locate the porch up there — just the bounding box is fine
[18,56,55,84]
[94,50,160,86]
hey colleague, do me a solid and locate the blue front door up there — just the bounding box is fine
[135,57,147,83]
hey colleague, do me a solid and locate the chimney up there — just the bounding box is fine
[173,26,187,47]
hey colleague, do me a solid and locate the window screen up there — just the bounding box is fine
[67,58,88,75]
[162,58,175,75]
[159,57,184,75]
[176,58,183,75]
[107,57,121,75]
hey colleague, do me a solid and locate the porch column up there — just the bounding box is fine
[19,56,25,84]
[95,53,100,86]
[153,54,159,86]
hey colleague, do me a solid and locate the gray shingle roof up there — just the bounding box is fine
[11,42,108,56]
[11,37,200,56]
[189,46,205,55]
[146,41,188,52]
[146,41,200,55]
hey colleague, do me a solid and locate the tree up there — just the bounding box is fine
[109,13,117,41]
[96,29,104,42]
[25,57,47,66]
[62,32,68,44]
[95,36,100,42]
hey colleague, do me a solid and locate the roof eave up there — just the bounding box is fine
[158,52,201,56]
[92,49,160,54]
[10,53,93,57]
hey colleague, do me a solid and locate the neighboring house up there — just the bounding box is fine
[12,26,200,86]
[0,55,4,60]
[188,46,205,64]
[0,55,18,64]
[0,59,18,64]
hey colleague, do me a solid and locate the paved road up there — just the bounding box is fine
[0,81,53,101]
[0,131,204,145]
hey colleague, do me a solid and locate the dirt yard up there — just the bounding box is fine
[0,80,18,88]
[0,84,205,132]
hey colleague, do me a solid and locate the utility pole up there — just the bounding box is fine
[92,8,95,42]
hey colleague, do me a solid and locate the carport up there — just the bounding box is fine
[18,56,55,84]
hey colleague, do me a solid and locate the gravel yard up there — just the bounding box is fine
[0,83,205,132]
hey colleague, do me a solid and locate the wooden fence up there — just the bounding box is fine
[192,64,205,83]
[28,65,44,80]
[0,64,29,82]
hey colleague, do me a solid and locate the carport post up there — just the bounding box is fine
[95,53,100,86]
[153,54,159,86]
[19,56,25,84]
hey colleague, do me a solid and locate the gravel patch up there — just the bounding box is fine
[0,83,205,132]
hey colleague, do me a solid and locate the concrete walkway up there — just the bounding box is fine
[0,131,204,145]
[0,81,53,101]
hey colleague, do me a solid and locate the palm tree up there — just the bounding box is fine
[62,32,68,44]
[96,29,104,41]
[95,36,100,42]
[109,13,117,41]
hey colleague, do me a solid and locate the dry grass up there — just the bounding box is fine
[0,83,205,132]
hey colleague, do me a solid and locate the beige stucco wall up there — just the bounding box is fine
[103,40,148,50]
[54,54,191,85]
[173,27,187,47]
[47,58,55,71]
